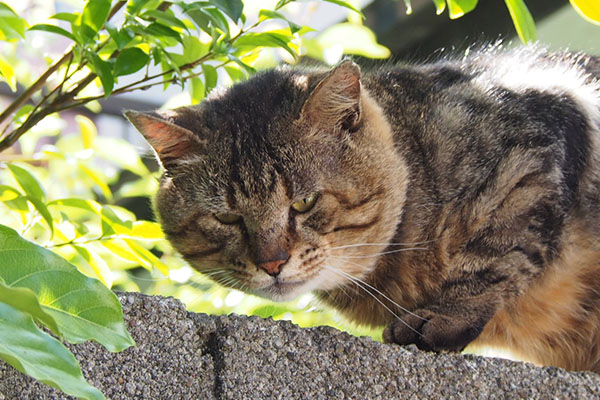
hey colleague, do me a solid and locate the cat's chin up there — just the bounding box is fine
[253,279,312,302]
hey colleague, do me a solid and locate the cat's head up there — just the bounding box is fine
[126,61,408,301]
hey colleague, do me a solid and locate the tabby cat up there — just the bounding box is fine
[126,45,600,372]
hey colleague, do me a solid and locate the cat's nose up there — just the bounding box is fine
[257,254,289,277]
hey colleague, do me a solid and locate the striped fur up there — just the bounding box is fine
[127,44,600,372]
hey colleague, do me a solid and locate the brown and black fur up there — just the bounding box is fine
[127,44,600,372]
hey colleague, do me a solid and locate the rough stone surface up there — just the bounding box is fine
[0,292,599,399]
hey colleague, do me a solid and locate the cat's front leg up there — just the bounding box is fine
[383,251,534,352]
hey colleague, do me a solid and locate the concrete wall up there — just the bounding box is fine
[1,292,599,399]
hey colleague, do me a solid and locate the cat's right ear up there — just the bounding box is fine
[299,60,362,132]
[125,110,204,169]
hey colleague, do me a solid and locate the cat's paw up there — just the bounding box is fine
[382,309,483,352]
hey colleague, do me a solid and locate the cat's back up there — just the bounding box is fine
[363,46,600,207]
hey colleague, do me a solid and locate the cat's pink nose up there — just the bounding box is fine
[257,256,289,277]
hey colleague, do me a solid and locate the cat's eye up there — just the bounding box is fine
[291,193,318,213]
[215,213,242,224]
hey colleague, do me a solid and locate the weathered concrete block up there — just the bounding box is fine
[1,292,599,399]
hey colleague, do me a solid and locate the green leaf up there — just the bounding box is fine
[28,196,55,236]
[201,64,218,95]
[144,22,183,43]
[85,51,114,96]
[114,47,150,76]
[28,24,76,41]
[234,31,297,58]
[72,245,113,287]
[123,239,169,275]
[209,0,244,22]
[431,0,446,15]
[76,115,97,149]
[446,0,478,19]
[0,282,60,334]
[225,65,247,83]
[251,304,290,319]
[504,0,536,43]
[142,9,188,30]
[0,303,105,400]
[51,12,79,23]
[570,0,600,25]
[258,9,302,34]
[106,25,134,50]
[6,164,43,200]
[307,23,390,61]
[79,163,113,201]
[190,76,205,102]
[0,224,135,352]
[127,0,154,15]
[47,198,103,214]
[323,0,365,18]
[0,3,26,41]
[81,0,111,32]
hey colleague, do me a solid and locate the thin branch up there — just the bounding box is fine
[0,1,127,128]
[0,50,73,127]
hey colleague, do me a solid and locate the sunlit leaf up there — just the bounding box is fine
[94,136,150,176]
[28,24,76,41]
[202,63,218,95]
[142,9,187,30]
[306,23,390,62]
[0,303,104,400]
[0,184,22,201]
[85,51,114,96]
[72,245,113,287]
[190,76,205,103]
[106,25,134,50]
[234,31,297,58]
[127,0,154,15]
[0,55,16,91]
[81,0,111,33]
[75,115,97,149]
[0,2,26,41]
[144,22,183,43]
[446,0,478,19]
[0,224,135,351]
[431,0,446,15]
[101,239,141,263]
[570,0,600,25]
[7,164,54,235]
[504,0,536,43]
[123,239,169,274]
[258,9,302,34]
[47,198,103,214]
[209,0,244,22]
[225,65,247,83]
[0,282,60,335]
[6,164,45,201]
[79,163,113,201]
[323,0,365,18]
[51,12,79,23]
[114,47,150,76]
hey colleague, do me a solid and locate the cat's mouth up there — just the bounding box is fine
[256,278,307,301]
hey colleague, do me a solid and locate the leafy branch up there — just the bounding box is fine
[0,0,312,152]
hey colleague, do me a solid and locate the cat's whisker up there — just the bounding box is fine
[322,264,425,337]
[325,260,428,322]
[327,247,428,259]
[326,239,436,251]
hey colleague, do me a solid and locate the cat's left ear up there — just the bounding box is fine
[300,59,362,132]
[125,110,205,169]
